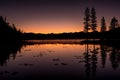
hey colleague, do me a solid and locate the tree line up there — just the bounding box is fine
[23,8,120,40]
[1,8,120,40]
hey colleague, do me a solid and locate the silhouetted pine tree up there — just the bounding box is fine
[91,8,97,32]
[109,17,119,31]
[84,8,90,33]
[101,17,106,32]
[0,16,22,42]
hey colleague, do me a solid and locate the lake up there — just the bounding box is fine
[0,39,120,80]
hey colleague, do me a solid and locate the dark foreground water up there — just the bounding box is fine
[0,40,120,80]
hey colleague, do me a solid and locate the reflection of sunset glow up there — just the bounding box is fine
[23,43,85,57]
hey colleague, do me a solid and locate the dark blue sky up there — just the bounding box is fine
[0,0,120,33]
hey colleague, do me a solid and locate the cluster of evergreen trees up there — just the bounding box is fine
[84,8,120,33]
[0,16,22,42]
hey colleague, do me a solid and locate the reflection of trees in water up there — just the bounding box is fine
[0,42,23,66]
[84,44,91,77]
[84,44,98,77]
[83,43,120,77]
[100,45,107,68]
[91,44,98,76]
[109,47,120,69]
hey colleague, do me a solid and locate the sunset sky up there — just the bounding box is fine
[0,0,120,33]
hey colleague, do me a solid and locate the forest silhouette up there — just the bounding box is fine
[0,8,120,42]
[0,8,120,80]
[1,7,120,67]
[22,8,120,43]
[0,8,120,50]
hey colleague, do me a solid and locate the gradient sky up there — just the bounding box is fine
[0,0,120,33]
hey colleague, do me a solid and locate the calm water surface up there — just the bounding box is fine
[0,40,120,80]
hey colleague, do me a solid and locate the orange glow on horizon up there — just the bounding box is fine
[23,27,83,34]
[17,19,104,34]
[15,18,85,33]
[21,22,83,34]
[22,25,102,34]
